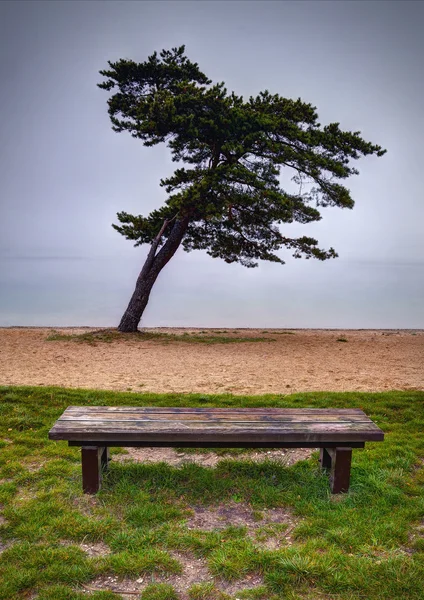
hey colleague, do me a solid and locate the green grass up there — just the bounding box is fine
[274,331,295,335]
[46,329,274,346]
[0,386,424,599]
[336,338,348,343]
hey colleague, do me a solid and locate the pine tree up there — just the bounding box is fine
[99,46,386,332]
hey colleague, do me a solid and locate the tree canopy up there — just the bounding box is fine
[99,45,386,268]
[98,45,386,331]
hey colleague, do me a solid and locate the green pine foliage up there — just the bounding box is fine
[99,45,386,268]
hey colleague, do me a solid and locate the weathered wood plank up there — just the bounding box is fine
[50,430,382,443]
[50,422,382,435]
[49,407,384,444]
[51,418,382,428]
[64,406,365,415]
[69,440,366,448]
[59,412,372,423]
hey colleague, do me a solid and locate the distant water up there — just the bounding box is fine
[0,256,423,328]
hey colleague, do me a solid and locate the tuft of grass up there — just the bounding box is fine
[141,583,180,600]
[46,329,275,346]
[337,337,348,343]
[104,548,182,577]
[1,385,424,599]
[274,331,295,335]
[188,582,231,599]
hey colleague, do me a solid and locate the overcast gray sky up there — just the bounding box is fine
[0,0,423,328]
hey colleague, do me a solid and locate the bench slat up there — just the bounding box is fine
[63,406,365,415]
[58,413,371,423]
[49,407,384,443]
[52,420,379,430]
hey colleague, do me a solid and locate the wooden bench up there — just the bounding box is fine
[49,406,384,494]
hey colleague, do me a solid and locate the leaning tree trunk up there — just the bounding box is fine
[118,215,190,333]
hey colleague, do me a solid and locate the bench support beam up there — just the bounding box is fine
[81,446,108,494]
[323,447,352,493]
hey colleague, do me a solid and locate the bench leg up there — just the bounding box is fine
[101,446,110,471]
[82,446,106,494]
[326,447,352,494]
[319,448,332,470]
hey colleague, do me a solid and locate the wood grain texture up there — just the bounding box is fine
[59,412,369,423]
[49,407,384,444]
[63,406,366,414]
[68,440,366,448]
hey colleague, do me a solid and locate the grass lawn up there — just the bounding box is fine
[0,386,423,599]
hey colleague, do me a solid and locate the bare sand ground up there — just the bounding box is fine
[0,327,422,394]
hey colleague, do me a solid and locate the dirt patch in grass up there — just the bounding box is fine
[24,460,47,473]
[165,551,213,594]
[71,493,101,517]
[221,575,265,597]
[187,501,298,547]
[80,541,111,557]
[84,551,264,599]
[113,447,314,468]
[59,539,111,558]
[82,575,142,598]
[14,486,37,503]
[0,539,14,554]
[404,520,424,555]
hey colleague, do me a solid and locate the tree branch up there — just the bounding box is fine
[137,216,176,281]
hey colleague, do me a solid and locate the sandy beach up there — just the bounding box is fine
[0,327,422,394]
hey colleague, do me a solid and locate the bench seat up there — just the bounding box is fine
[49,406,384,494]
